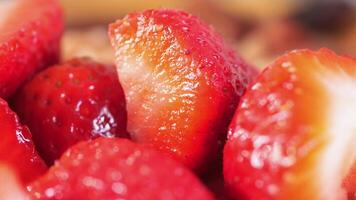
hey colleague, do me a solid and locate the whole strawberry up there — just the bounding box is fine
[0,0,63,98]
[109,9,256,172]
[28,138,214,200]
[224,49,356,200]
[0,98,46,184]
[13,58,129,165]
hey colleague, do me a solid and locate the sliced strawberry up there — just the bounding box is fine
[0,0,63,98]
[28,138,214,200]
[0,164,29,200]
[223,49,356,200]
[109,9,256,171]
[0,98,47,184]
[13,58,129,165]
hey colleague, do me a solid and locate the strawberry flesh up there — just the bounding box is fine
[224,49,356,200]
[0,1,15,26]
[109,9,256,172]
[0,164,29,200]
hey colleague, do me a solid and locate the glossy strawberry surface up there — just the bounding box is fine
[0,98,46,184]
[109,9,256,171]
[0,0,63,98]
[224,49,356,200]
[28,138,214,200]
[13,58,129,165]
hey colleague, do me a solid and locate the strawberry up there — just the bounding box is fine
[28,138,214,200]
[202,163,235,200]
[223,49,356,200]
[0,164,29,200]
[0,0,63,98]
[109,9,256,171]
[13,58,129,165]
[0,98,47,184]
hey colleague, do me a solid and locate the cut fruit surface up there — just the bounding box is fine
[0,164,28,200]
[109,9,256,171]
[0,1,15,28]
[223,49,356,200]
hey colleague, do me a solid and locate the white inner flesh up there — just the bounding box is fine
[319,72,356,200]
[117,54,166,136]
[0,0,16,29]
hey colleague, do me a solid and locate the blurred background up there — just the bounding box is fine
[60,0,356,69]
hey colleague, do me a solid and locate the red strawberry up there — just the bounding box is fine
[202,163,235,200]
[28,138,214,200]
[109,9,256,172]
[13,58,129,165]
[0,0,63,98]
[0,164,29,200]
[0,98,46,184]
[223,49,356,200]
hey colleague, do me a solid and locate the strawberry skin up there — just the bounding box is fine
[28,138,214,200]
[224,49,356,200]
[0,0,63,98]
[109,9,256,171]
[0,98,47,184]
[13,58,129,165]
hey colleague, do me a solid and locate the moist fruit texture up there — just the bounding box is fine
[28,138,214,200]
[224,48,356,200]
[0,98,47,184]
[0,164,29,200]
[0,0,63,98]
[109,9,256,171]
[13,58,129,165]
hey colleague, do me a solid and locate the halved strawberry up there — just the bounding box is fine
[109,9,256,171]
[13,58,129,165]
[28,138,214,200]
[0,0,63,98]
[0,98,47,184]
[224,49,356,200]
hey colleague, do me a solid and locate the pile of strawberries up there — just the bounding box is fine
[0,0,355,200]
